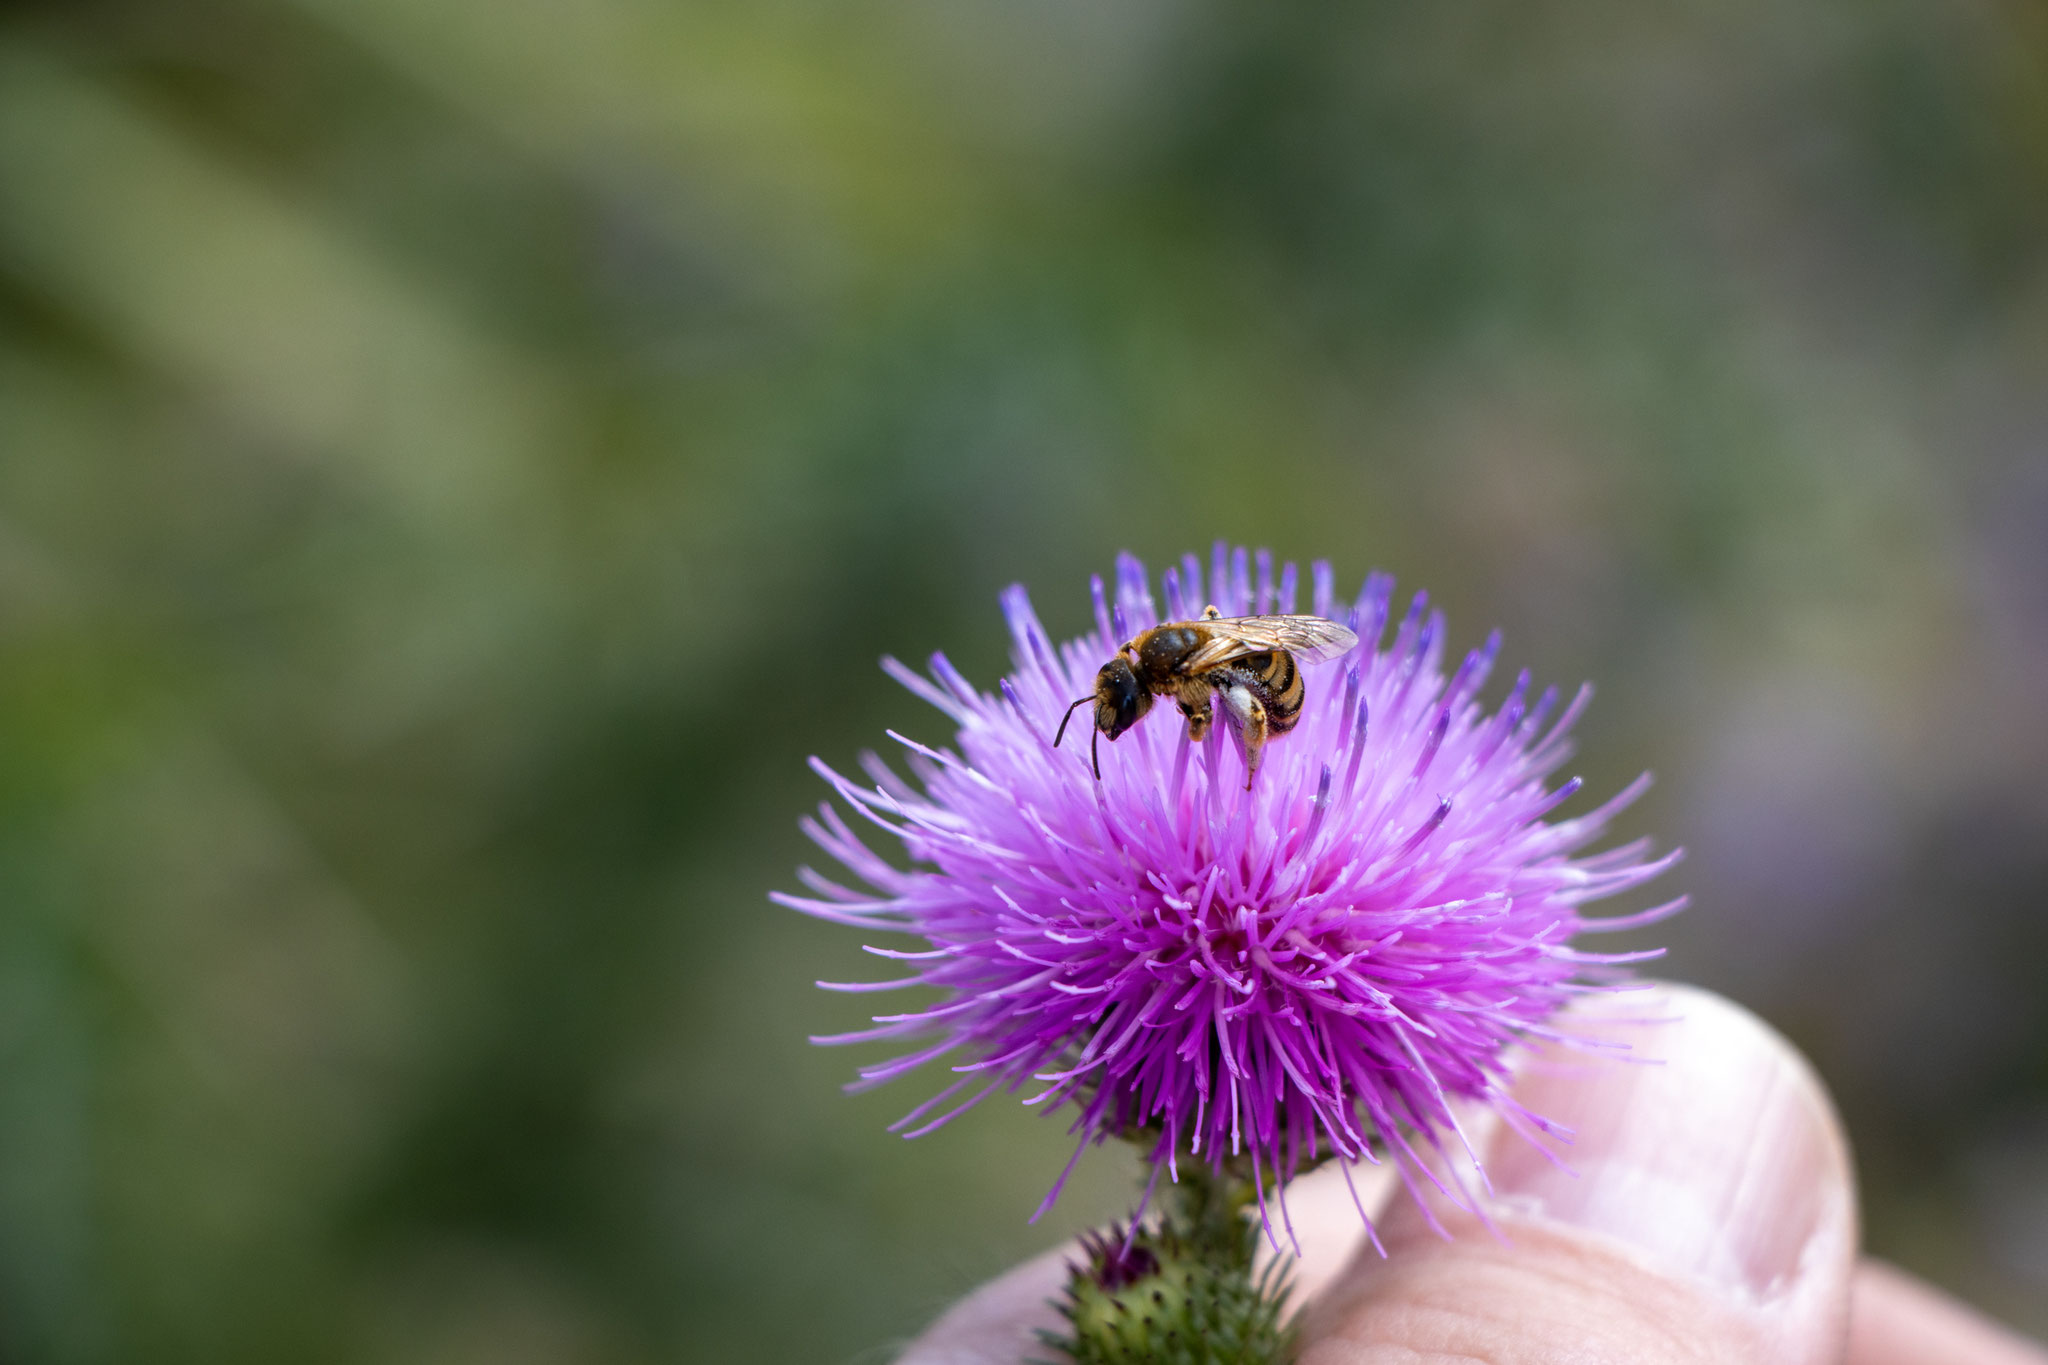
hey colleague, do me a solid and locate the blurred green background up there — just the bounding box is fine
[2,0,2046,1360]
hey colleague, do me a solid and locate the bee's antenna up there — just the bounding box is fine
[1053,695,1093,750]
[1090,727,1101,781]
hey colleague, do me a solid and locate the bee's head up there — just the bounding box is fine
[1092,657,1148,740]
[1053,656,1152,780]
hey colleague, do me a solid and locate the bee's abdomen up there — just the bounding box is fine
[1220,651,1305,734]
[1262,650,1304,733]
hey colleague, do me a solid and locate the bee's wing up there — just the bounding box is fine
[1181,615,1360,671]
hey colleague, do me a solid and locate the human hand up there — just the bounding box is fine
[899,984,2048,1365]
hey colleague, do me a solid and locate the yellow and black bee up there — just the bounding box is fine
[1054,606,1359,788]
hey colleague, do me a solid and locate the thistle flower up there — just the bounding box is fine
[777,547,1681,1238]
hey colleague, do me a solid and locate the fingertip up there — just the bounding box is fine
[1487,981,1857,1303]
[1848,1259,2048,1365]
[1305,982,1859,1364]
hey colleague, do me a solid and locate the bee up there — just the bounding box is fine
[1054,606,1359,788]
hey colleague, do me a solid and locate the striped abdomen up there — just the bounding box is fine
[1227,650,1302,733]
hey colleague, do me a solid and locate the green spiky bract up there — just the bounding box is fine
[1042,1167,1297,1365]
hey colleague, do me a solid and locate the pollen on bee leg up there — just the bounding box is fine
[1216,683,1269,789]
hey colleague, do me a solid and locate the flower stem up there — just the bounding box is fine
[1044,1163,1296,1365]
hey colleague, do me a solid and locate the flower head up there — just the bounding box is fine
[777,547,1682,1234]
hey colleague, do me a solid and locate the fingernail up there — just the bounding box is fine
[1485,984,1851,1299]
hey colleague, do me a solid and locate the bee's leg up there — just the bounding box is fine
[1201,604,1221,620]
[1217,682,1269,789]
[1175,679,1213,742]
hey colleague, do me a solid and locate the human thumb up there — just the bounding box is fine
[1298,983,1857,1365]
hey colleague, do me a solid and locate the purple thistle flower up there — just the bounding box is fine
[775,548,1683,1240]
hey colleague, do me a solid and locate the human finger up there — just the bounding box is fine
[1847,1258,2048,1365]
[1298,982,1858,1365]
